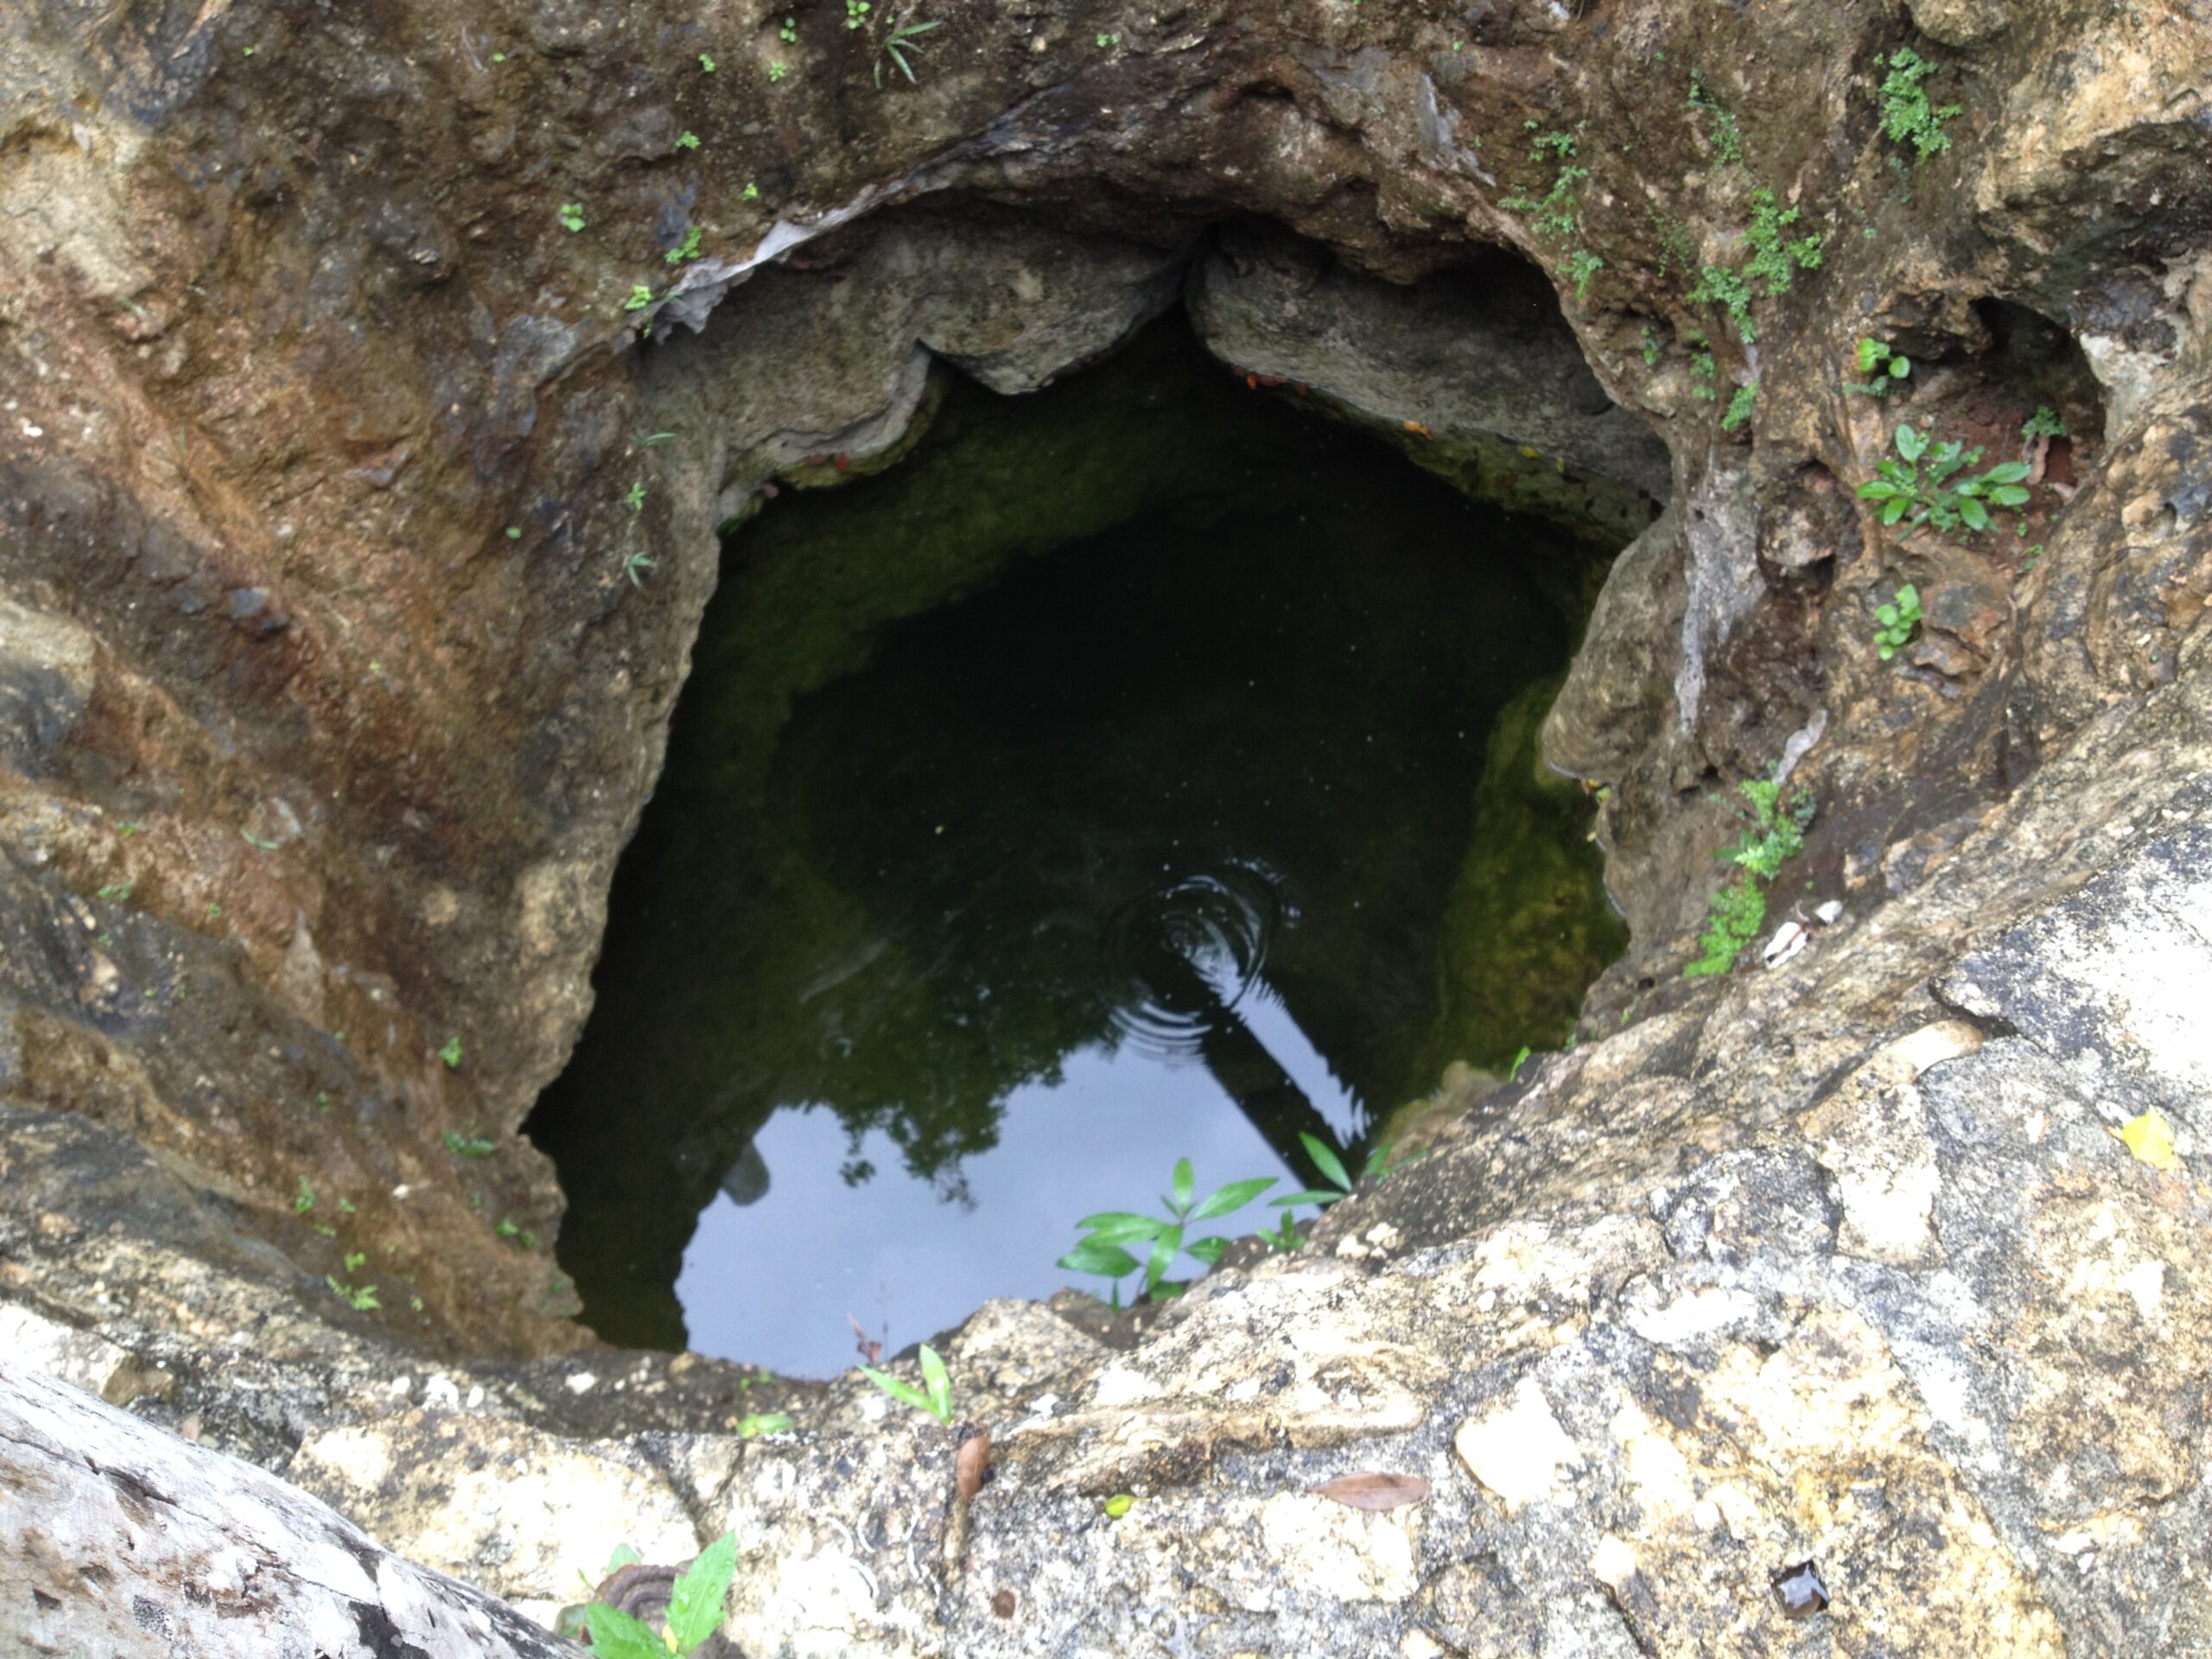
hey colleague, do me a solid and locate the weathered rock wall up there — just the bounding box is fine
[3,0,2211,1651]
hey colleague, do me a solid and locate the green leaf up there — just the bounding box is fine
[918,1344,952,1422]
[1895,423,1925,461]
[1297,1131,1353,1192]
[1268,1188,1347,1209]
[1988,486,2031,506]
[665,1532,738,1653]
[1074,1211,1165,1243]
[1143,1229,1179,1297]
[1191,1177,1276,1221]
[1960,498,1989,531]
[1980,461,2031,485]
[1183,1235,1230,1267]
[583,1603,666,1659]
[1875,605,1898,626]
[1882,497,1909,525]
[736,1411,791,1437]
[1878,642,1896,660]
[1058,1240,1140,1277]
[1168,1159,1194,1216]
[1856,480,1898,500]
[1895,584,1919,608]
[859,1364,931,1414]
[1888,354,1910,378]
[604,1542,643,1573]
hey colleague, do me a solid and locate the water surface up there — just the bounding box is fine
[530,321,1624,1374]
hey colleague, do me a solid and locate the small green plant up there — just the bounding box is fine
[2022,404,2067,440]
[844,0,870,25]
[1721,382,1758,432]
[1500,124,1588,240]
[1564,249,1605,300]
[624,480,648,512]
[666,226,702,265]
[623,551,658,587]
[1879,48,1960,163]
[585,1533,737,1659]
[505,526,523,539]
[624,284,655,314]
[1684,781,1815,977]
[557,202,586,232]
[336,1196,356,1215]
[860,1343,954,1424]
[1688,344,1719,401]
[1266,1129,1418,1211]
[1058,1158,1275,1302]
[874,17,940,85]
[1640,325,1663,366]
[294,1176,316,1214]
[1845,336,1911,396]
[438,1036,463,1069]
[1500,124,1604,302]
[742,181,760,201]
[118,822,142,836]
[1691,190,1822,344]
[1857,423,2031,534]
[1872,582,1922,660]
[1256,1211,1303,1253]
[1687,71,1742,168]
[96,881,134,901]
[768,60,788,80]
[1096,31,1121,47]
[1103,1492,1136,1517]
[495,1217,538,1249]
[698,52,716,72]
[677,130,701,150]
[444,1128,494,1159]
[737,1411,793,1437]
[327,1275,380,1312]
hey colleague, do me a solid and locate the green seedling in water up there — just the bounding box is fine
[860,1343,955,1424]
[1059,1158,1276,1301]
[583,1532,738,1659]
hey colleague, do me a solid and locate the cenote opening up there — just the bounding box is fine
[528,315,1631,1376]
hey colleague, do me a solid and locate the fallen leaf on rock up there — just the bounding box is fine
[1311,1471,1430,1511]
[2115,1108,2182,1171]
[956,1428,993,1501]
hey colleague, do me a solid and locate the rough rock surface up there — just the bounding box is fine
[2,0,2211,1652]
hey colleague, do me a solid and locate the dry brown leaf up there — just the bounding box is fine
[1311,1471,1429,1511]
[956,1429,994,1502]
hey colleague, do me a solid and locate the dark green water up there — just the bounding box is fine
[528,320,1626,1374]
